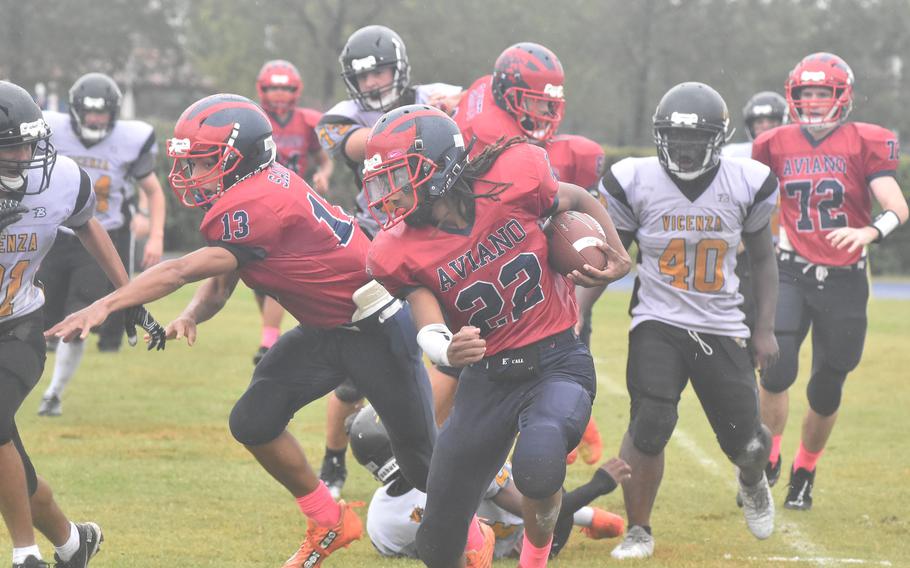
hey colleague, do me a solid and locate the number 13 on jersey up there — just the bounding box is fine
[658,238,728,292]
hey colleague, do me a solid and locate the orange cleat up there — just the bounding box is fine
[578,417,603,465]
[282,500,364,567]
[580,507,625,540]
[566,446,579,465]
[465,521,495,568]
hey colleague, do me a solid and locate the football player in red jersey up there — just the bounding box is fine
[364,105,631,568]
[47,94,437,568]
[752,53,907,510]
[250,60,335,367]
[452,42,606,464]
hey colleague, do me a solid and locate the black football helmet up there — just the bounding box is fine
[340,25,410,112]
[166,94,277,208]
[0,81,57,194]
[68,73,122,144]
[347,405,401,484]
[742,91,787,139]
[653,82,732,180]
[362,104,470,229]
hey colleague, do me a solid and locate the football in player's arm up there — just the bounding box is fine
[364,104,629,568]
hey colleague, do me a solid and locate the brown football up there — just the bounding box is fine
[546,211,608,276]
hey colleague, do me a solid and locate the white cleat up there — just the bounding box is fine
[739,472,775,540]
[610,525,654,559]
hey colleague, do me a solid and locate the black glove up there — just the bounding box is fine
[124,305,167,351]
[0,199,29,232]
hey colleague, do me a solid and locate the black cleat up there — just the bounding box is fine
[319,453,348,500]
[13,556,50,568]
[253,345,269,366]
[766,455,782,487]
[784,466,815,511]
[54,522,103,568]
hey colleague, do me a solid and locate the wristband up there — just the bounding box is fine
[871,210,901,242]
[416,323,453,367]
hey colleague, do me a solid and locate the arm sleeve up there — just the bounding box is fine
[744,170,780,234]
[860,124,900,182]
[600,162,639,233]
[127,129,158,179]
[316,114,362,158]
[528,145,560,217]
[63,168,97,228]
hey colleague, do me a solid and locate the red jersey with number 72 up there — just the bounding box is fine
[199,163,371,328]
[367,143,577,357]
[751,122,899,266]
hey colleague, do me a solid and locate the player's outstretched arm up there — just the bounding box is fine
[742,223,780,372]
[46,246,239,342]
[554,182,632,286]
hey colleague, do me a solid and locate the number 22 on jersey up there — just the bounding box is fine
[659,238,727,292]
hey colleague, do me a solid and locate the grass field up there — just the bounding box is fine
[4,285,909,567]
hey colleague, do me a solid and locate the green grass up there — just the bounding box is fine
[5,286,909,566]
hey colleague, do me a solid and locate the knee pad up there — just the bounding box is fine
[229,382,292,446]
[807,364,847,416]
[630,398,678,456]
[512,423,569,500]
[760,333,800,393]
[730,424,771,474]
[333,380,362,404]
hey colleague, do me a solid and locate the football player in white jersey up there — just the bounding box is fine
[0,81,164,568]
[348,406,629,560]
[314,24,463,500]
[37,72,166,417]
[601,83,780,559]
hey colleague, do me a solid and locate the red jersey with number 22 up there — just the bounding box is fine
[367,143,577,357]
[752,122,899,266]
[200,163,371,328]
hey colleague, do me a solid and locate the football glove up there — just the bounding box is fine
[0,199,29,232]
[124,305,167,351]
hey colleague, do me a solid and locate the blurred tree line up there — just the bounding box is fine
[2,0,909,270]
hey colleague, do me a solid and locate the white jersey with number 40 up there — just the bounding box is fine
[600,156,778,337]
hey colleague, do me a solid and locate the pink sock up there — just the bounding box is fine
[793,441,824,472]
[465,516,484,552]
[295,482,341,527]
[769,435,783,464]
[260,326,281,349]
[519,533,553,568]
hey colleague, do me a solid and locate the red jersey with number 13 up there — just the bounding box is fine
[199,163,370,328]
[367,143,577,357]
[751,122,899,266]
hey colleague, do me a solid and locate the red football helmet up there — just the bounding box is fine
[256,59,302,115]
[491,43,565,142]
[362,104,469,230]
[167,94,276,208]
[785,52,854,129]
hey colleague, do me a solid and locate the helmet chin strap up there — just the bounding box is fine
[79,126,108,142]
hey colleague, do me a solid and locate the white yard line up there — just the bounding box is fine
[593,358,894,567]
